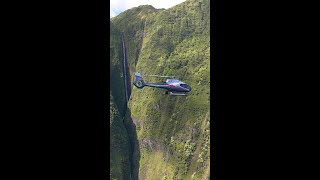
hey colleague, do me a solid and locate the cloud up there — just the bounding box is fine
[110,0,186,18]
[110,10,116,18]
[110,7,122,18]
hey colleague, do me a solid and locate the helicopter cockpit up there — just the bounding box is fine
[180,83,192,91]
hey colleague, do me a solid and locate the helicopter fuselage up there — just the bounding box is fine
[133,73,191,96]
[145,79,191,93]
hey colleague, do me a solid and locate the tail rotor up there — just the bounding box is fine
[146,74,178,79]
[133,72,145,89]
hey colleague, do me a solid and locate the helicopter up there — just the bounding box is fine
[133,72,191,96]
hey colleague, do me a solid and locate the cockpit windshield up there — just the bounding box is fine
[180,83,191,91]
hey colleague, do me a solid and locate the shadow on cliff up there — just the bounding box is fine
[124,108,140,180]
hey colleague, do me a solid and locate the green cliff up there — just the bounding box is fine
[110,22,131,180]
[110,93,131,179]
[110,21,127,117]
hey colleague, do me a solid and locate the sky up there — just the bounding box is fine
[110,0,186,18]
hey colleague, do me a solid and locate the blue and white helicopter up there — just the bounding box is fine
[133,72,191,96]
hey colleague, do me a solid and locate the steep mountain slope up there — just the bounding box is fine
[111,5,162,88]
[110,93,131,179]
[111,0,210,179]
[110,21,126,116]
[109,22,131,180]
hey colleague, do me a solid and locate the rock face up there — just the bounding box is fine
[111,0,210,179]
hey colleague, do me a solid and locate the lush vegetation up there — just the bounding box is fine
[110,93,131,180]
[110,22,131,180]
[111,0,210,179]
[110,21,127,116]
[111,5,162,90]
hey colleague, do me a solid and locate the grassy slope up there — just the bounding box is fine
[113,0,210,179]
[110,22,131,180]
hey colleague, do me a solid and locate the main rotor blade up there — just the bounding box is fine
[147,75,178,78]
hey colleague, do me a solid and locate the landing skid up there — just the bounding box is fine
[163,91,187,96]
[169,92,187,96]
